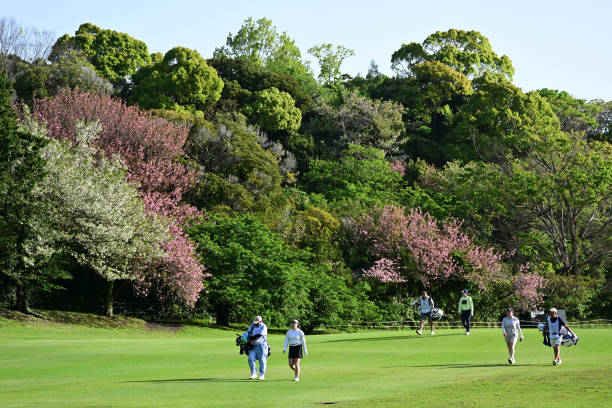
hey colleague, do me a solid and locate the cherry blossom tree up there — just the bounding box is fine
[26,89,207,309]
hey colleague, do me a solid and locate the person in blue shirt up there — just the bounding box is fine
[247,315,268,380]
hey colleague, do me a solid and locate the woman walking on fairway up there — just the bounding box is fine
[542,307,578,366]
[502,308,524,364]
[457,289,474,335]
[283,318,307,382]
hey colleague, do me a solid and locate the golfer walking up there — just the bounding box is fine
[501,308,524,364]
[458,289,474,335]
[247,315,268,380]
[542,307,578,366]
[283,318,308,382]
[416,290,435,335]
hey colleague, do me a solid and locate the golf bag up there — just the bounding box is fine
[431,307,444,320]
[538,323,551,347]
[560,331,579,347]
[235,333,251,355]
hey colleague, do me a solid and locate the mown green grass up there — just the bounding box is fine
[1,317,610,407]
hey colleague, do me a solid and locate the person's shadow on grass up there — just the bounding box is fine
[387,363,546,368]
[321,332,464,343]
[123,378,286,383]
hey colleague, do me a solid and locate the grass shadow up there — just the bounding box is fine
[390,363,547,369]
[321,333,463,343]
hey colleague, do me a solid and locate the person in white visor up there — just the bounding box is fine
[283,318,308,382]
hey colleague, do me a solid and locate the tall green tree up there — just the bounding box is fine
[51,23,151,85]
[0,71,49,315]
[213,17,317,96]
[308,43,355,86]
[391,29,514,81]
[130,46,223,115]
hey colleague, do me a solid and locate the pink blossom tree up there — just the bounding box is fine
[353,205,503,289]
[509,264,547,311]
[27,89,207,308]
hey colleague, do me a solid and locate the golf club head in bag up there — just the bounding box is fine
[561,332,579,347]
[431,307,444,320]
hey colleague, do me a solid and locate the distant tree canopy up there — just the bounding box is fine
[391,29,514,81]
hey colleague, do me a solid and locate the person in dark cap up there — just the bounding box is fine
[457,289,474,335]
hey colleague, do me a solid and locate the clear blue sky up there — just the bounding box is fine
[4,0,611,100]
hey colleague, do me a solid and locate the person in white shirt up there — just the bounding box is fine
[415,290,435,335]
[501,308,524,364]
[283,318,307,382]
[542,307,578,366]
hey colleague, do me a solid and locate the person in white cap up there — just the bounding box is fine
[283,318,308,382]
[246,315,268,379]
[501,308,523,364]
[542,308,578,366]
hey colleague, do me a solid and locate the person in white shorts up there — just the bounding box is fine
[542,307,578,366]
[283,318,308,382]
[501,308,524,364]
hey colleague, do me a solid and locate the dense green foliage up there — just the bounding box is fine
[1,18,610,322]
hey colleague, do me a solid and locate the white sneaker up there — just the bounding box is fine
[430,331,435,335]
[258,375,265,380]
[416,330,422,335]
[249,373,257,379]
[557,359,562,365]
[466,331,470,335]
[294,377,299,382]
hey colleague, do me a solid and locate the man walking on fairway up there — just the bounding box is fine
[542,308,578,366]
[458,289,474,335]
[416,290,435,335]
[247,315,268,379]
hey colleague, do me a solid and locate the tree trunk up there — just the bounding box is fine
[105,280,114,317]
[215,304,230,326]
[13,278,45,319]
[15,278,29,313]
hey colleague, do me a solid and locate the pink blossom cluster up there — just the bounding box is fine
[390,161,405,176]
[511,263,547,311]
[353,205,503,288]
[362,258,407,283]
[28,89,207,306]
[136,226,211,307]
